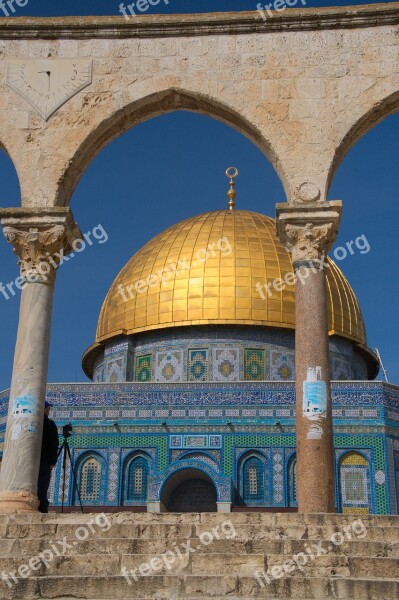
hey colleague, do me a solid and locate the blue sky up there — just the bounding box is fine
[0,0,396,17]
[0,0,398,389]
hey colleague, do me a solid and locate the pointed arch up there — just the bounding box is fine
[238,451,270,506]
[122,451,151,504]
[54,87,288,207]
[76,451,104,505]
[338,450,371,514]
[327,90,399,195]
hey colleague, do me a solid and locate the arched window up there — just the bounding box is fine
[240,455,267,506]
[395,458,399,515]
[125,456,149,503]
[288,455,297,507]
[79,456,102,503]
[339,451,370,514]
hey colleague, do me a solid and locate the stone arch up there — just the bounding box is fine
[177,451,220,472]
[160,466,217,512]
[0,139,22,204]
[327,90,399,196]
[54,87,288,207]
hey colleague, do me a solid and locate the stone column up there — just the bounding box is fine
[276,202,342,513]
[0,208,81,514]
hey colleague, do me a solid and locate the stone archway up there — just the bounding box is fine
[161,468,217,513]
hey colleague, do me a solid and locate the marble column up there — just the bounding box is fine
[0,208,81,514]
[276,203,342,513]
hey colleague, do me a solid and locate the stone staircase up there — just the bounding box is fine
[0,512,398,599]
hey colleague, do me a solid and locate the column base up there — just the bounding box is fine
[0,491,39,514]
[217,502,232,513]
[146,501,168,513]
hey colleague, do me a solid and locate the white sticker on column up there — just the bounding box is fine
[303,367,327,420]
[307,423,323,440]
[12,395,36,418]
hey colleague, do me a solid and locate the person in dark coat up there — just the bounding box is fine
[38,400,59,513]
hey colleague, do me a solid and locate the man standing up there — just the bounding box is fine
[38,400,59,513]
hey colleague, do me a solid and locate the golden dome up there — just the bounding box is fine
[95,210,367,347]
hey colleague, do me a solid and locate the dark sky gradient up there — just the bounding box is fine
[0,1,398,389]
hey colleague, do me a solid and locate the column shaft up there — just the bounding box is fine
[295,264,335,513]
[0,276,55,511]
[276,202,342,514]
[0,208,81,514]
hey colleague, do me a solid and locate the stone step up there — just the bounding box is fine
[1,575,398,600]
[0,553,397,579]
[1,537,398,558]
[2,512,399,525]
[2,522,398,542]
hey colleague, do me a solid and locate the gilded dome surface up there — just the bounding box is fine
[96,210,367,347]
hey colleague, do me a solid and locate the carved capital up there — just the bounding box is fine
[275,202,342,267]
[0,208,81,280]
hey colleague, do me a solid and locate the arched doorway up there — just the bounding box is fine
[161,468,217,513]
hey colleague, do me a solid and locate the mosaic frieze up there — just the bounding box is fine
[244,349,265,381]
[135,355,152,382]
[188,349,209,382]
[270,351,295,381]
[93,326,369,383]
[154,350,184,383]
[213,348,240,382]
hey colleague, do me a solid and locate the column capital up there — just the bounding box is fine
[0,207,81,279]
[275,201,342,267]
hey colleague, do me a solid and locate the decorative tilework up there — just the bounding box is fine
[184,435,208,448]
[270,352,295,381]
[339,451,370,514]
[209,436,222,448]
[273,449,284,505]
[387,439,398,514]
[48,469,56,504]
[170,436,182,448]
[107,449,120,503]
[244,349,265,381]
[58,448,71,504]
[213,348,239,382]
[135,355,152,382]
[105,358,124,383]
[154,351,184,383]
[188,350,209,382]
[178,452,219,471]
[375,470,386,485]
[0,377,397,513]
[171,449,221,465]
